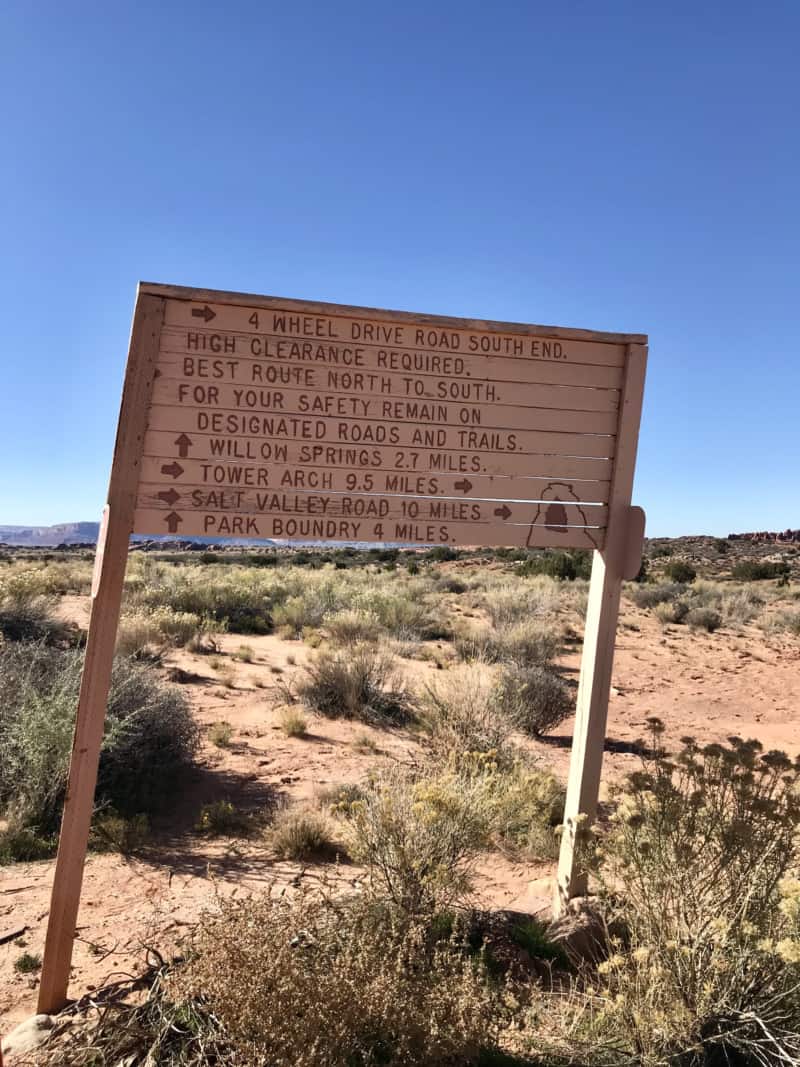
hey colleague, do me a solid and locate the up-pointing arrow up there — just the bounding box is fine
[191,305,216,322]
[164,512,183,534]
[161,462,184,479]
[175,434,193,458]
[494,504,512,520]
[158,489,180,506]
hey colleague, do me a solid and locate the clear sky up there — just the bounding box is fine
[2,2,798,537]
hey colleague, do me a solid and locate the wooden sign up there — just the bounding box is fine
[37,283,648,1012]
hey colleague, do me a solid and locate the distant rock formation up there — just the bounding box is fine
[728,529,800,544]
[0,522,101,547]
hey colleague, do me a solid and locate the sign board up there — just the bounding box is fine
[37,284,648,1012]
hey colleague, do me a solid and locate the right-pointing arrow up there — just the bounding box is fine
[158,489,180,506]
[191,305,216,322]
[494,504,512,520]
[161,462,184,479]
[454,479,473,493]
[165,512,183,534]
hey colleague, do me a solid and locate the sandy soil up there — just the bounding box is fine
[2,586,799,1029]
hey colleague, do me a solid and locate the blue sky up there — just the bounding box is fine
[2,1,798,537]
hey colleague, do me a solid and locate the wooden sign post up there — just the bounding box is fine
[37,283,647,1011]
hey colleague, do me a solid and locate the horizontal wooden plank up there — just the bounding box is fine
[135,484,608,529]
[140,281,646,345]
[138,456,612,505]
[145,407,617,459]
[142,430,615,481]
[132,505,606,550]
[162,299,627,368]
[155,350,620,412]
[157,325,626,389]
[149,379,619,436]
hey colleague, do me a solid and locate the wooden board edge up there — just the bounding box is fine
[138,281,648,346]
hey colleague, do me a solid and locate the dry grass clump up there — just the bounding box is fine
[278,706,308,737]
[208,720,233,747]
[271,807,339,860]
[298,644,412,725]
[493,663,574,736]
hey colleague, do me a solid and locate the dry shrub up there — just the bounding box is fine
[653,599,689,625]
[457,617,561,667]
[271,807,339,860]
[685,605,722,632]
[493,663,573,736]
[584,728,800,1065]
[422,665,510,760]
[116,605,203,656]
[480,577,561,626]
[343,767,487,914]
[298,645,412,724]
[326,607,383,645]
[0,568,65,643]
[169,889,498,1066]
[629,582,686,610]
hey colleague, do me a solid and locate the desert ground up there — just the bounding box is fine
[1,537,799,1052]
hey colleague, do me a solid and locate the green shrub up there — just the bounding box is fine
[0,644,199,836]
[493,664,573,736]
[90,811,149,853]
[0,825,55,864]
[663,559,697,583]
[298,645,412,725]
[196,799,251,836]
[517,550,592,581]
[732,559,790,581]
[14,951,42,974]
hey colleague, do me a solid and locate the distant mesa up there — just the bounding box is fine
[728,529,800,544]
[0,521,101,547]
